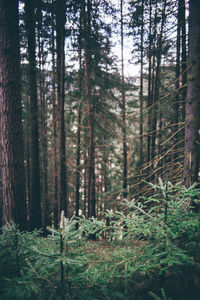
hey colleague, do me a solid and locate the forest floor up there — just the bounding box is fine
[1,233,200,300]
[69,238,200,300]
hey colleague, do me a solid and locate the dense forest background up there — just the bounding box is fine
[1,0,200,299]
[1,0,200,231]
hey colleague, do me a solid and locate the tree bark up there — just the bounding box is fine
[180,0,187,124]
[139,0,144,165]
[120,0,128,199]
[184,0,200,191]
[173,2,181,160]
[50,7,58,228]
[25,0,42,230]
[147,0,152,164]
[36,0,49,229]
[75,46,82,224]
[56,0,67,220]
[151,2,161,156]
[83,0,96,219]
[0,0,27,230]
[150,0,166,179]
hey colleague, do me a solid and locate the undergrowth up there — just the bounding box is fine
[1,180,200,300]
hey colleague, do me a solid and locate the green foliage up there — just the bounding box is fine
[149,288,172,300]
[1,181,200,299]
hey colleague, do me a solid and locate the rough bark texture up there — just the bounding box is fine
[184,0,200,189]
[56,0,67,219]
[25,0,42,229]
[0,0,27,230]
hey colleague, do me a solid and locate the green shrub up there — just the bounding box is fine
[0,180,200,299]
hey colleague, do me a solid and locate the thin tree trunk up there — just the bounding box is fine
[180,0,187,124]
[37,0,49,229]
[25,0,42,230]
[151,0,167,171]
[158,112,163,177]
[139,0,144,165]
[75,46,82,224]
[90,94,96,218]
[120,0,128,199]
[75,99,81,221]
[150,1,158,165]
[25,98,31,221]
[83,150,87,217]
[75,2,84,224]
[83,0,96,219]
[51,8,58,227]
[147,0,152,164]
[56,0,67,220]
[173,3,181,161]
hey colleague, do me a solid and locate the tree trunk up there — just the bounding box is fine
[83,0,96,219]
[25,0,42,230]
[139,0,144,165]
[75,56,82,223]
[180,0,187,124]
[51,8,58,228]
[121,0,128,199]
[0,0,27,230]
[151,0,166,178]
[36,0,49,229]
[173,2,181,161]
[184,0,200,192]
[147,0,152,164]
[75,3,84,225]
[56,0,67,220]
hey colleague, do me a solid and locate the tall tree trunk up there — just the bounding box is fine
[25,98,31,221]
[51,8,58,228]
[56,0,67,220]
[0,0,27,230]
[158,112,163,176]
[75,52,82,223]
[25,0,42,230]
[148,1,157,176]
[120,0,128,199]
[139,0,144,165]
[147,0,152,164]
[75,3,84,224]
[151,0,167,175]
[83,150,87,217]
[36,0,49,229]
[75,99,81,221]
[184,0,200,193]
[83,0,96,219]
[173,2,181,161]
[89,93,96,218]
[180,0,187,124]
